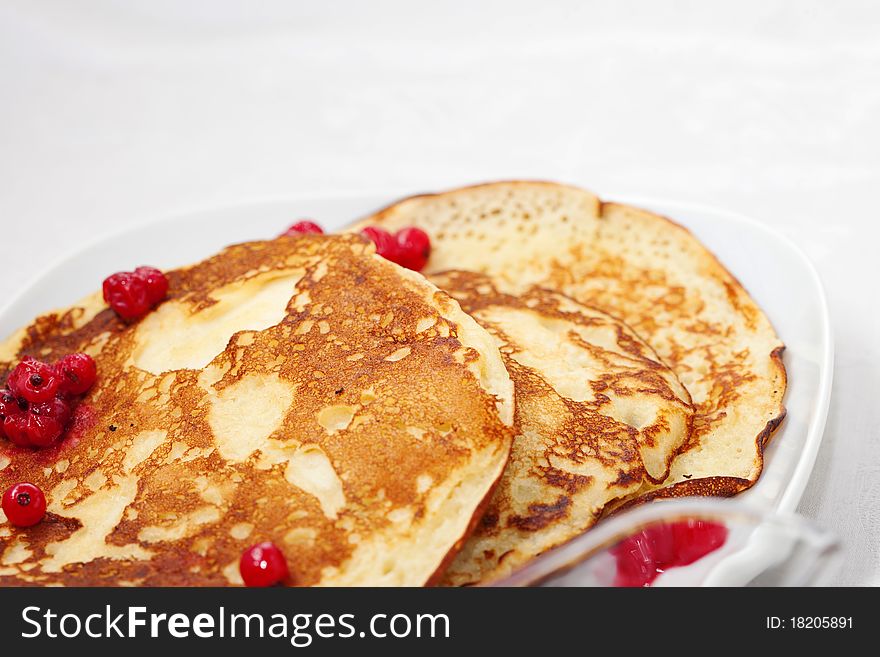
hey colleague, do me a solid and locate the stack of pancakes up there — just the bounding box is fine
[0,182,785,586]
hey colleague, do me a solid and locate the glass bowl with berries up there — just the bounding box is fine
[491,499,842,587]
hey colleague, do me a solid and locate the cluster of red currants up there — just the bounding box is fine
[0,353,97,448]
[281,220,431,272]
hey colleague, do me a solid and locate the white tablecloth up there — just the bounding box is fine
[1,0,877,585]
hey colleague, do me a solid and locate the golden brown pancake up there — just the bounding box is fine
[0,234,514,586]
[430,271,692,584]
[351,181,786,507]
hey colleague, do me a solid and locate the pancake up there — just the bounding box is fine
[351,181,786,506]
[0,234,514,586]
[430,271,692,585]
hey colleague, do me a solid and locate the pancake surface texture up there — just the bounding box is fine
[353,182,786,505]
[431,271,692,585]
[0,235,514,586]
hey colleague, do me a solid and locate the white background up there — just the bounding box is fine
[1,0,878,585]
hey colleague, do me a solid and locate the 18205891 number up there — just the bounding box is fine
[792,617,852,629]
[766,617,853,629]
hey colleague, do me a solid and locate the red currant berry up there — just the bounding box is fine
[65,403,96,442]
[4,398,68,448]
[25,413,65,448]
[0,390,27,445]
[33,396,71,427]
[0,388,19,420]
[361,226,402,264]
[2,482,46,527]
[282,220,324,236]
[3,418,32,447]
[55,353,98,396]
[394,227,431,272]
[133,267,169,305]
[103,271,152,320]
[239,541,289,587]
[6,357,60,404]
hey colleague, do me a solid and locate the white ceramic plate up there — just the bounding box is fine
[0,193,833,585]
